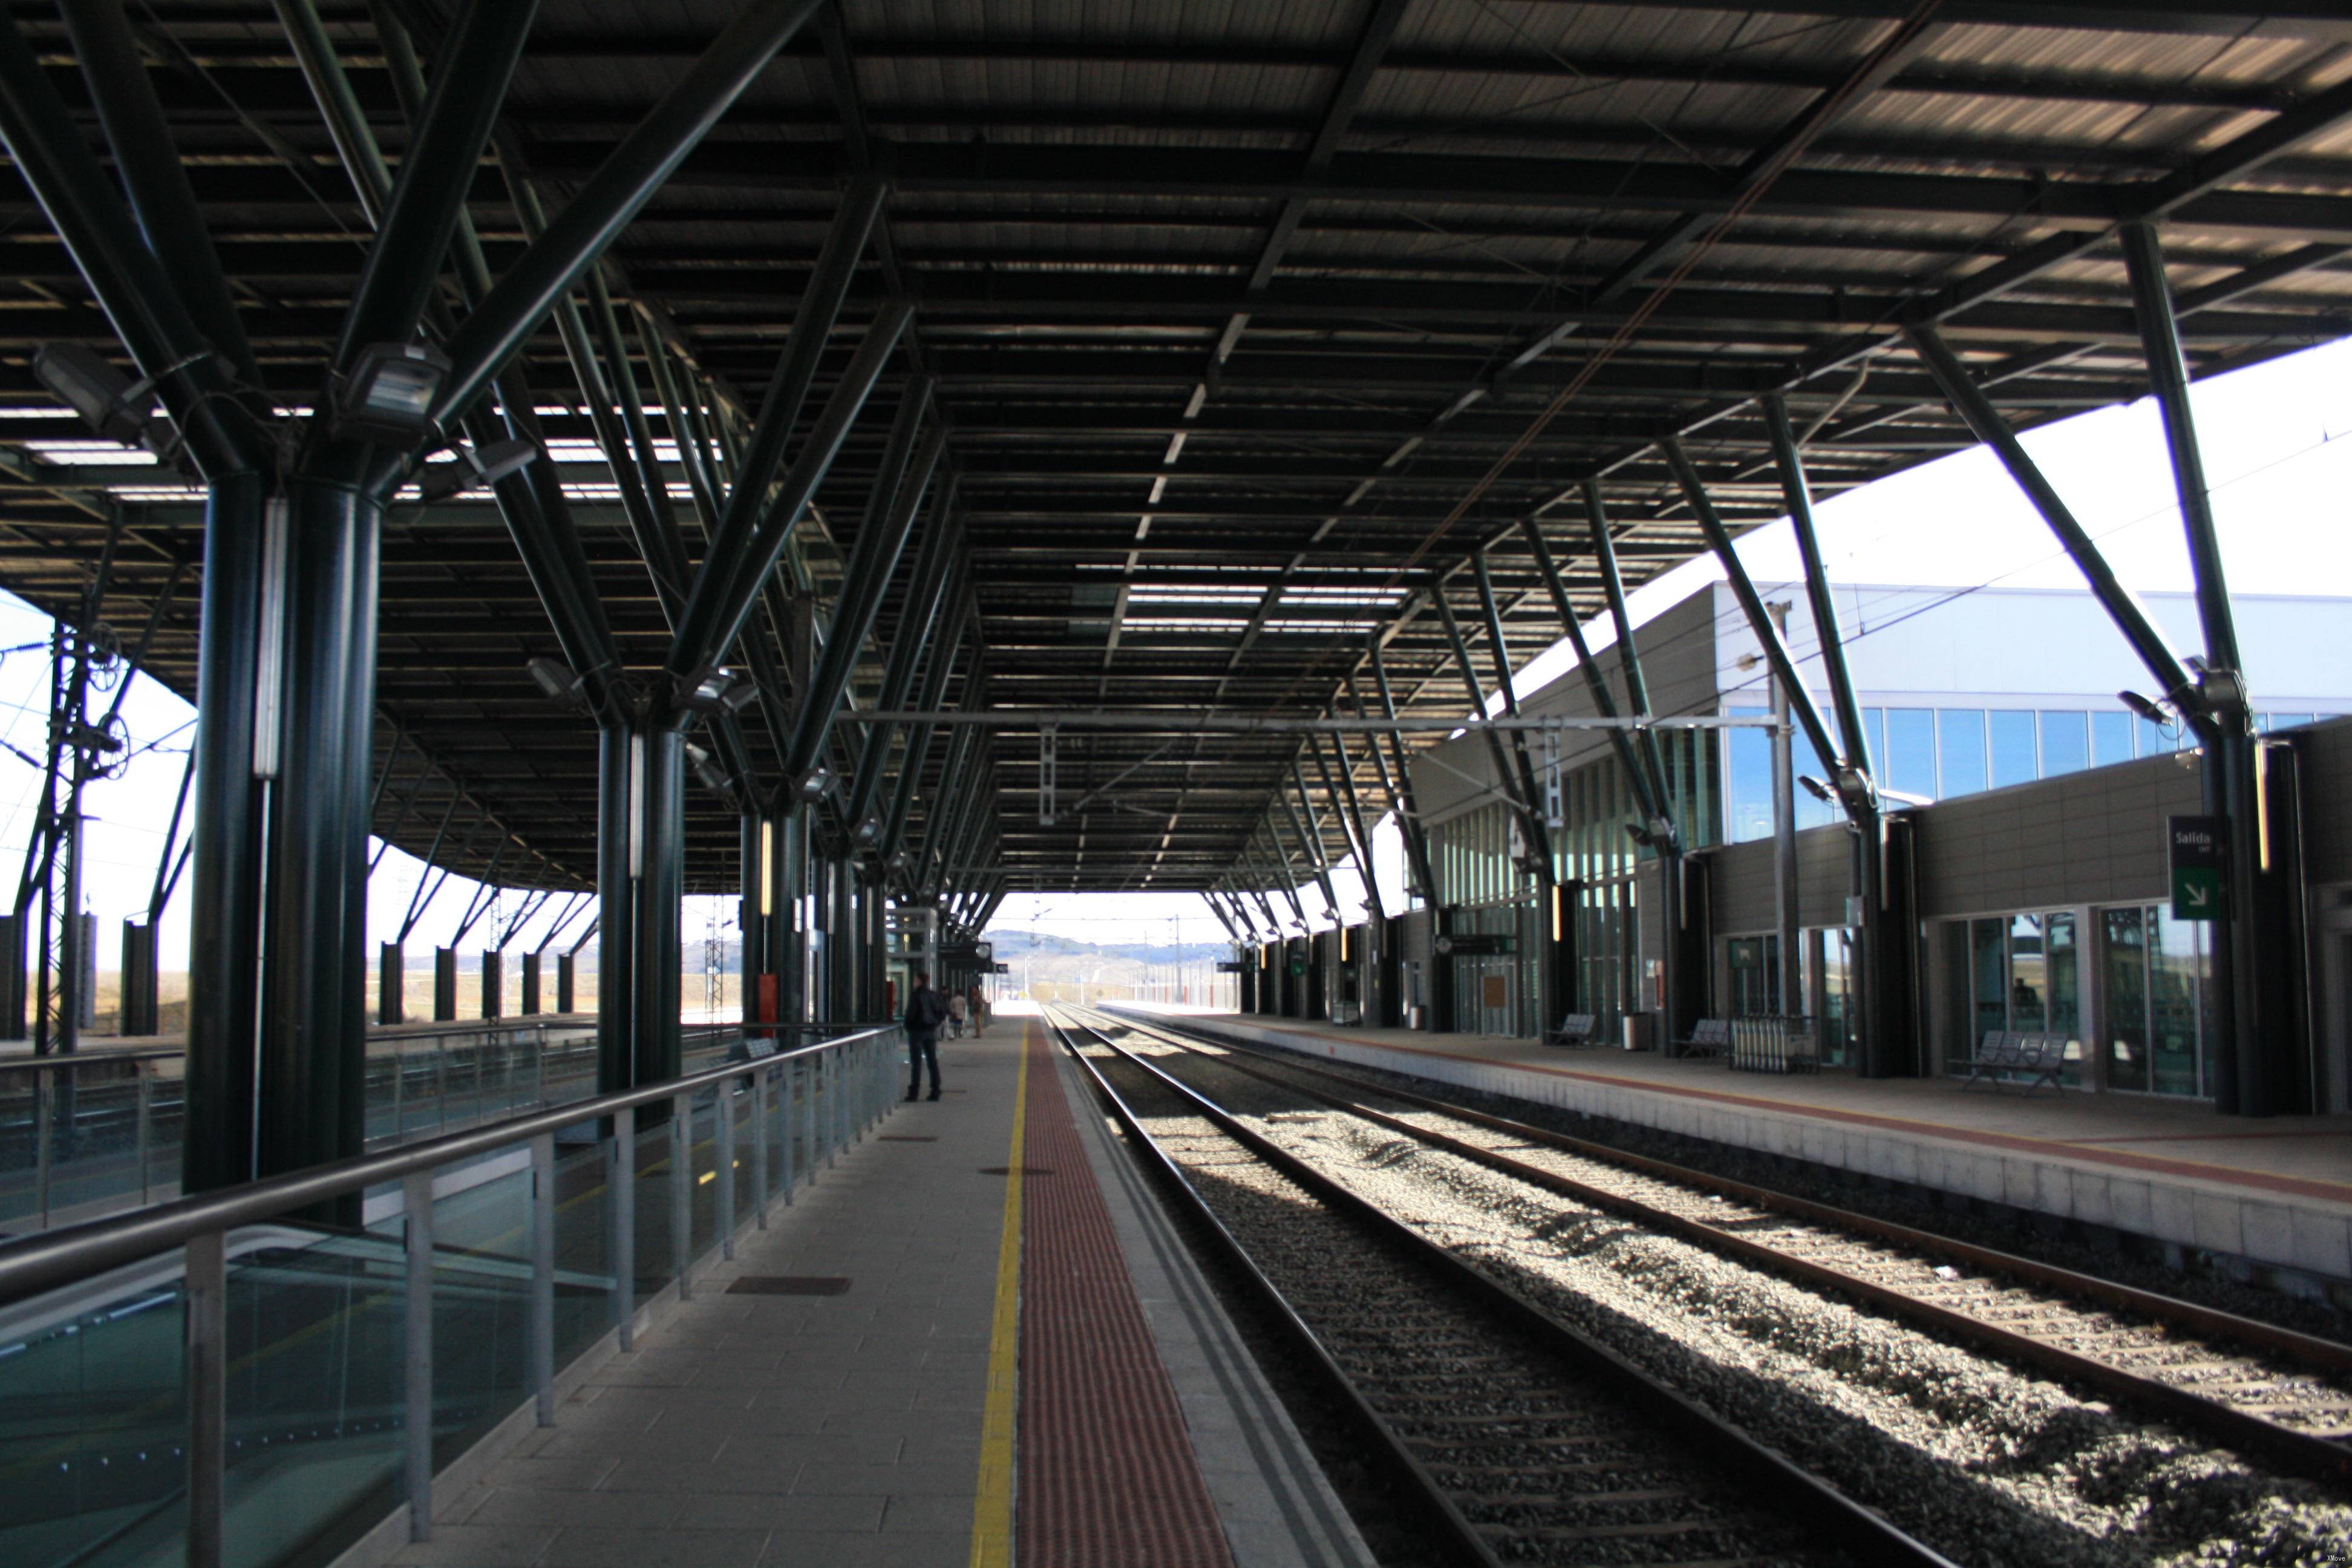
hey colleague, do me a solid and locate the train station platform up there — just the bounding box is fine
[1133,1010,2352,1292]
[387,1013,1368,1568]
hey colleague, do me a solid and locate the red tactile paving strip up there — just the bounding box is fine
[1018,1029,1236,1568]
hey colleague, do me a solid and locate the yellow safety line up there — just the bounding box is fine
[970,1021,1028,1568]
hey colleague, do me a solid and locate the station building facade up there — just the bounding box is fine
[1406,581,2352,1111]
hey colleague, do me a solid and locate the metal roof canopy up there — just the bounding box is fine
[3,0,2350,897]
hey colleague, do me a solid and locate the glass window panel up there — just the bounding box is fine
[2102,907,2148,1093]
[2091,711,2135,768]
[2047,913,2082,1086]
[1859,707,1884,774]
[1971,918,2007,1046]
[2149,908,2206,1097]
[1989,711,2037,788]
[1941,921,1971,1074]
[2136,714,2170,758]
[2039,711,2089,777]
[1726,707,1772,844]
[1938,710,1987,798]
[1885,708,1936,799]
[2007,913,2046,1031]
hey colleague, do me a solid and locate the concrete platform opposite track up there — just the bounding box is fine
[378,1013,1367,1568]
[1130,1010,2352,1295]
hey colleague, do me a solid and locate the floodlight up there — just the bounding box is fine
[789,764,831,805]
[35,343,146,443]
[675,666,758,716]
[34,342,185,458]
[1798,774,1836,804]
[419,438,539,503]
[685,743,733,795]
[853,815,883,848]
[332,342,450,444]
[524,656,592,714]
[1623,822,1655,848]
[2118,690,2171,727]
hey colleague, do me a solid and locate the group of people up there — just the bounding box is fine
[901,972,991,1101]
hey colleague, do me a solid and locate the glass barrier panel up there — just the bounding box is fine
[631,1117,679,1304]
[549,1131,615,1366]
[0,1239,190,1565]
[688,1090,720,1261]
[218,1226,407,1568]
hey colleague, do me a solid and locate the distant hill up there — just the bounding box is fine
[978,927,1236,1003]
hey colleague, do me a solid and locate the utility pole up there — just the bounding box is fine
[1768,601,1801,1023]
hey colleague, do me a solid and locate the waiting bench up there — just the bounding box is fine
[1681,1018,1732,1057]
[1962,1030,2069,1094]
[1543,1013,1599,1048]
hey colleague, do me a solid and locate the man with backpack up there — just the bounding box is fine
[904,970,947,1101]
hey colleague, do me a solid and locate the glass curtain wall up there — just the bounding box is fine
[1945,910,2083,1084]
[1722,704,2329,843]
[2099,906,2213,1097]
[1428,730,1716,1036]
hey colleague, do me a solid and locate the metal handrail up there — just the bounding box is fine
[0,1022,895,1306]
[0,1019,904,1568]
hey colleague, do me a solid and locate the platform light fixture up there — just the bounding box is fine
[675,666,758,717]
[1798,774,1835,805]
[419,439,539,503]
[524,656,592,716]
[685,742,733,796]
[34,342,190,459]
[332,342,450,444]
[789,764,831,805]
[2118,690,2172,727]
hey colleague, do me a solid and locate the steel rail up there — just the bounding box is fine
[1037,1008,1502,1568]
[1110,1008,2352,1489]
[1050,1006,1961,1568]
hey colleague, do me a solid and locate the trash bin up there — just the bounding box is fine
[1622,1011,1658,1052]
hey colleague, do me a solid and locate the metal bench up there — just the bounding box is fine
[1962,1030,2068,1093]
[1543,1012,1599,1048]
[1681,1018,1732,1057]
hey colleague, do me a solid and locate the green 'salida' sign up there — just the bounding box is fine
[2167,815,2224,921]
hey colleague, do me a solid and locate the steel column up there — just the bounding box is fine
[1765,394,1897,1075]
[2122,223,2266,1116]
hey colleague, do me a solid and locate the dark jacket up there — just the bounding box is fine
[905,984,948,1034]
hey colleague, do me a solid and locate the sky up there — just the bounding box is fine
[4,334,2350,967]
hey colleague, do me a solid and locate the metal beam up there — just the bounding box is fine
[667,301,912,682]
[1903,323,2198,703]
[776,416,942,785]
[61,1,260,388]
[431,0,829,430]
[1660,433,1845,777]
[334,0,539,364]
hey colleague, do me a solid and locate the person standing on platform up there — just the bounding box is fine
[905,970,947,1101]
[969,983,989,1037]
[947,988,969,1039]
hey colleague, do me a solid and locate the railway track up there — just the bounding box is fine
[1086,1006,2352,1497]
[1043,1005,1958,1568]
